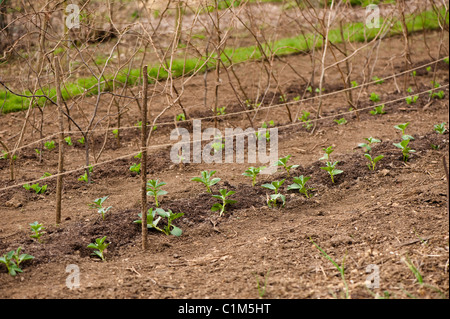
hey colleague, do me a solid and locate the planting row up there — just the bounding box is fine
[1,121,447,276]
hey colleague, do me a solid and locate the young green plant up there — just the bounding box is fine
[393,139,415,162]
[370,104,386,115]
[87,236,110,261]
[287,176,313,198]
[146,179,168,208]
[129,163,141,174]
[0,248,34,277]
[44,140,56,151]
[319,146,334,161]
[406,95,419,105]
[134,208,184,237]
[30,221,45,243]
[262,180,286,208]
[358,137,381,153]
[299,110,313,130]
[242,166,266,187]
[23,183,47,194]
[434,122,447,135]
[334,118,347,125]
[274,155,299,177]
[394,122,414,141]
[364,154,384,171]
[191,170,221,194]
[89,196,112,220]
[320,161,343,184]
[211,189,237,217]
[370,93,380,102]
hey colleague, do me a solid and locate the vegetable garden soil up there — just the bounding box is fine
[0,30,449,299]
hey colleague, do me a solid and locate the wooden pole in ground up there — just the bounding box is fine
[141,65,149,250]
[54,56,65,225]
[443,156,449,216]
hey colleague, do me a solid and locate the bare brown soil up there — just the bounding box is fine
[0,29,449,299]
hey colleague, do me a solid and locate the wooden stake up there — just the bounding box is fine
[54,56,65,225]
[141,65,149,250]
[443,156,449,216]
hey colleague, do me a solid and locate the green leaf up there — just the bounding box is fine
[261,183,276,191]
[170,226,183,237]
[287,183,301,190]
[373,155,384,163]
[210,178,221,186]
[211,203,223,212]
[87,243,98,250]
[156,190,168,196]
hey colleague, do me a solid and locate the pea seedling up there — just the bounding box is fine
[217,106,226,116]
[358,137,381,153]
[262,180,286,208]
[211,189,237,217]
[40,172,52,179]
[256,121,274,141]
[176,113,186,121]
[406,95,419,105]
[134,207,163,230]
[370,93,380,102]
[191,170,221,194]
[430,90,445,100]
[30,221,45,243]
[0,248,34,277]
[393,139,415,162]
[364,154,384,171]
[87,236,110,261]
[212,138,225,154]
[299,110,313,130]
[287,175,313,198]
[78,172,89,183]
[434,122,447,135]
[334,118,347,125]
[129,163,141,174]
[89,196,112,220]
[112,129,119,139]
[44,140,56,150]
[64,137,73,146]
[370,104,386,115]
[157,209,184,237]
[77,136,85,145]
[274,155,299,177]
[78,165,93,183]
[23,183,48,194]
[242,166,266,187]
[372,76,384,85]
[319,146,334,161]
[394,122,414,141]
[320,161,343,184]
[146,179,168,207]
[135,208,183,237]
